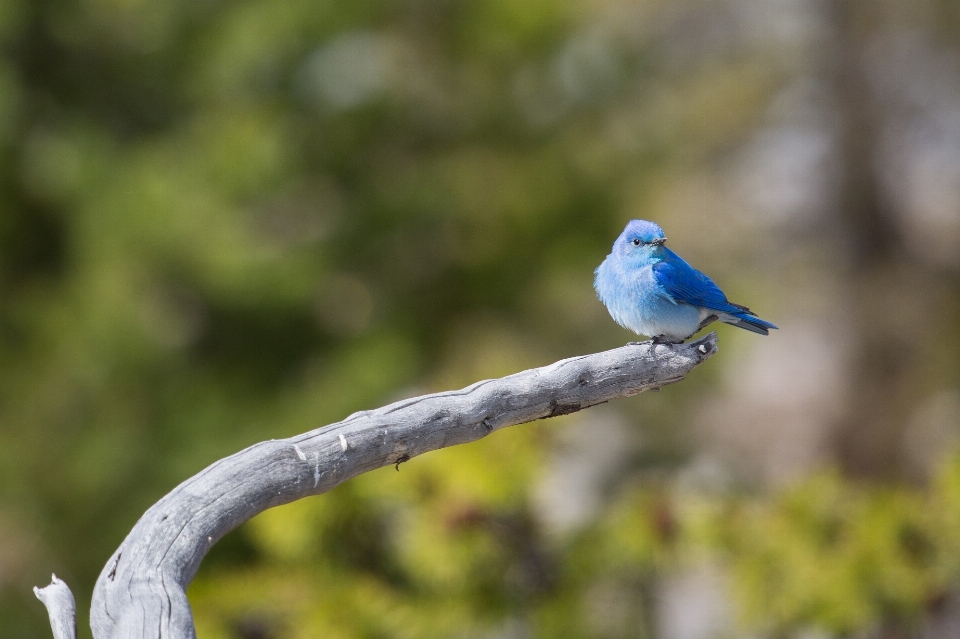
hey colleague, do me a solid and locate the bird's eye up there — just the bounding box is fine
[632,238,641,246]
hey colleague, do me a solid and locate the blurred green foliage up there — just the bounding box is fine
[717,467,957,637]
[1,0,959,637]
[190,445,960,639]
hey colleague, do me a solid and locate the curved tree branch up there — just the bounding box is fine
[38,334,718,639]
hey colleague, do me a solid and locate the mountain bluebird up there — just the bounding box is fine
[594,220,777,343]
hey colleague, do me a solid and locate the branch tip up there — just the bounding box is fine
[34,574,77,639]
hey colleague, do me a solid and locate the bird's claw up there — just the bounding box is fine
[651,335,684,345]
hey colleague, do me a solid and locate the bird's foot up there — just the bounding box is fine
[651,335,684,345]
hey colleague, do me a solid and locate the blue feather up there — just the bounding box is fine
[652,250,744,314]
[594,220,778,340]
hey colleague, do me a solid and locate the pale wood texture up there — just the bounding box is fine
[34,575,78,639]
[38,334,718,639]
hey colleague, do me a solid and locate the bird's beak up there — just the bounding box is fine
[651,238,666,246]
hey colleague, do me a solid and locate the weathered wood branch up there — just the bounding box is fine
[38,334,718,639]
[34,575,77,639]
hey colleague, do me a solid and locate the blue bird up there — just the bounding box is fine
[594,220,777,343]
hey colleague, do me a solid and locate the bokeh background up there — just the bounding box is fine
[2,0,960,637]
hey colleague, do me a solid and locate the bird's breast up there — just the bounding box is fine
[595,261,700,339]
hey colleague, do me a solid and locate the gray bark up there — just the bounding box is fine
[38,334,718,639]
[34,575,78,639]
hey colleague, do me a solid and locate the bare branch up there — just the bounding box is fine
[34,574,77,639]
[75,334,717,639]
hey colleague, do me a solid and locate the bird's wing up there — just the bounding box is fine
[652,251,752,315]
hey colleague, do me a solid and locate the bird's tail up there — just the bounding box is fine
[718,311,778,336]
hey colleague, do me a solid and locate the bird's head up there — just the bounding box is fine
[614,220,667,260]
